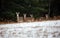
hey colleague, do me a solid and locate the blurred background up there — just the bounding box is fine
[0,0,60,23]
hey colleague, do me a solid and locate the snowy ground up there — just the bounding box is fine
[0,20,60,38]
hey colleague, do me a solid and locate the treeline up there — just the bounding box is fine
[0,0,60,21]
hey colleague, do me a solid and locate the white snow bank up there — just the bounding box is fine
[0,20,60,38]
[0,20,60,28]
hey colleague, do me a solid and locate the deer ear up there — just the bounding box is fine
[30,14,33,18]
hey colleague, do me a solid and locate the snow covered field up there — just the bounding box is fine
[0,20,60,38]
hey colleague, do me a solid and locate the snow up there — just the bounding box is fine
[0,20,60,38]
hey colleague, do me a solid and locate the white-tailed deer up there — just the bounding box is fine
[16,12,20,22]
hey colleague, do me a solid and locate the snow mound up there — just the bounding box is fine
[0,20,60,38]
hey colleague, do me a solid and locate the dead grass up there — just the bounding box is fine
[0,21,17,24]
